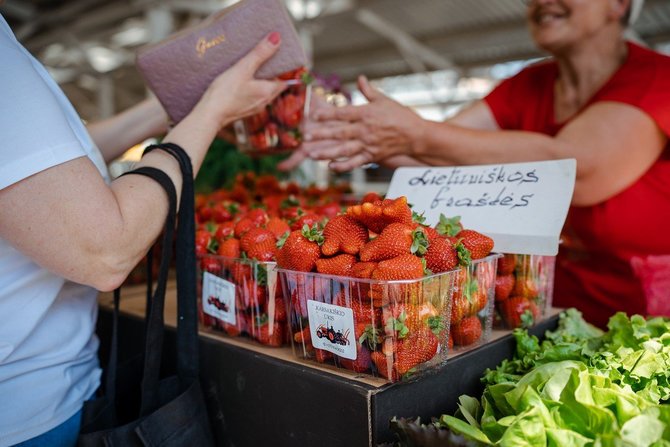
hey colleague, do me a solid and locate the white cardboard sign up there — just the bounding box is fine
[201,272,236,324]
[307,300,356,360]
[386,159,576,255]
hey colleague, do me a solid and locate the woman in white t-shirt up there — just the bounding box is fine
[0,15,286,447]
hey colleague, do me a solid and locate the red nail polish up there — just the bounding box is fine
[268,32,280,45]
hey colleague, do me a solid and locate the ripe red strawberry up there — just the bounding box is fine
[199,257,221,275]
[211,202,233,223]
[314,348,333,363]
[255,320,284,347]
[371,254,425,281]
[316,202,341,219]
[265,216,290,239]
[234,218,255,238]
[497,254,517,275]
[371,351,398,381]
[424,236,459,273]
[394,327,439,375]
[244,108,270,133]
[315,253,357,276]
[278,128,300,149]
[321,215,369,256]
[294,326,311,344]
[269,298,287,323]
[498,296,539,328]
[237,281,266,310]
[360,223,428,262]
[456,229,494,260]
[339,344,371,373]
[361,192,383,204]
[245,208,269,227]
[214,221,236,242]
[276,225,324,272]
[513,276,539,299]
[217,238,241,259]
[240,228,277,262]
[221,315,246,337]
[351,262,377,279]
[273,92,305,128]
[346,196,412,234]
[290,213,324,231]
[452,316,482,346]
[495,274,515,302]
[195,229,215,255]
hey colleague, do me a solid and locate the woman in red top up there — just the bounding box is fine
[283,0,670,327]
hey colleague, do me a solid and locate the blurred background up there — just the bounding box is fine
[4,0,670,190]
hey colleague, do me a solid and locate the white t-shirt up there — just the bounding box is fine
[0,15,108,446]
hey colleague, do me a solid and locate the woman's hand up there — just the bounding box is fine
[301,75,426,172]
[196,32,288,129]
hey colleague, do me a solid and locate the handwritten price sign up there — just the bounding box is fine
[386,159,576,255]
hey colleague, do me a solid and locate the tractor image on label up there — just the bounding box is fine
[207,295,229,313]
[316,323,350,346]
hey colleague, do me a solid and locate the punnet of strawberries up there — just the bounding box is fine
[235,67,313,155]
[195,172,352,347]
[493,253,555,329]
[276,193,500,381]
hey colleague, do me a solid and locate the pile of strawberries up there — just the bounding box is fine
[276,193,496,381]
[196,172,351,346]
[238,67,312,154]
[494,254,549,329]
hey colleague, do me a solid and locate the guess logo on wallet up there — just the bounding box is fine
[196,34,226,57]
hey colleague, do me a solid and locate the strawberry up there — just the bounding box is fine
[290,213,324,231]
[371,351,398,381]
[435,214,463,237]
[273,92,305,128]
[495,274,515,302]
[371,254,425,281]
[351,262,377,279]
[498,296,539,328]
[217,237,241,259]
[241,228,277,261]
[200,257,221,275]
[513,276,539,299]
[383,302,440,338]
[265,216,290,239]
[278,128,301,149]
[497,254,517,275]
[230,263,252,285]
[195,229,215,255]
[360,223,428,262]
[245,208,270,227]
[316,202,341,219]
[361,192,383,204]
[339,345,372,373]
[424,236,460,273]
[234,218,255,238]
[314,348,333,363]
[321,215,369,256]
[456,229,494,260]
[214,221,236,242]
[238,281,266,310]
[249,122,279,151]
[394,327,439,375]
[346,196,412,234]
[269,297,287,323]
[276,225,324,272]
[294,326,311,344]
[221,316,246,337]
[255,320,284,347]
[315,253,357,276]
[452,316,482,346]
[211,202,233,223]
[244,108,270,133]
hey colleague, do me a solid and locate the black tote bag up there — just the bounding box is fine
[78,149,215,446]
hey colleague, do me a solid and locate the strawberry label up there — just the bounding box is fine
[202,272,236,324]
[387,160,576,255]
[307,300,356,360]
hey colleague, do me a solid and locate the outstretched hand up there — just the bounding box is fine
[198,32,288,129]
[287,75,424,172]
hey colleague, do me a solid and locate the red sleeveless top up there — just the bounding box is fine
[484,42,670,328]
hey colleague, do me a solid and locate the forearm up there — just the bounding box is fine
[412,120,566,166]
[88,97,169,163]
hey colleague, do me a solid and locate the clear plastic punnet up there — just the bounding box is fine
[493,254,556,329]
[197,254,287,347]
[276,266,457,382]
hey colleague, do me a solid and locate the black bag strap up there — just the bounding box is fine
[144,143,199,383]
[117,166,178,417]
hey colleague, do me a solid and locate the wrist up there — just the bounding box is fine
[409,116,430,157]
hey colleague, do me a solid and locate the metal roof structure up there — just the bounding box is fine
[3,0,670,120]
